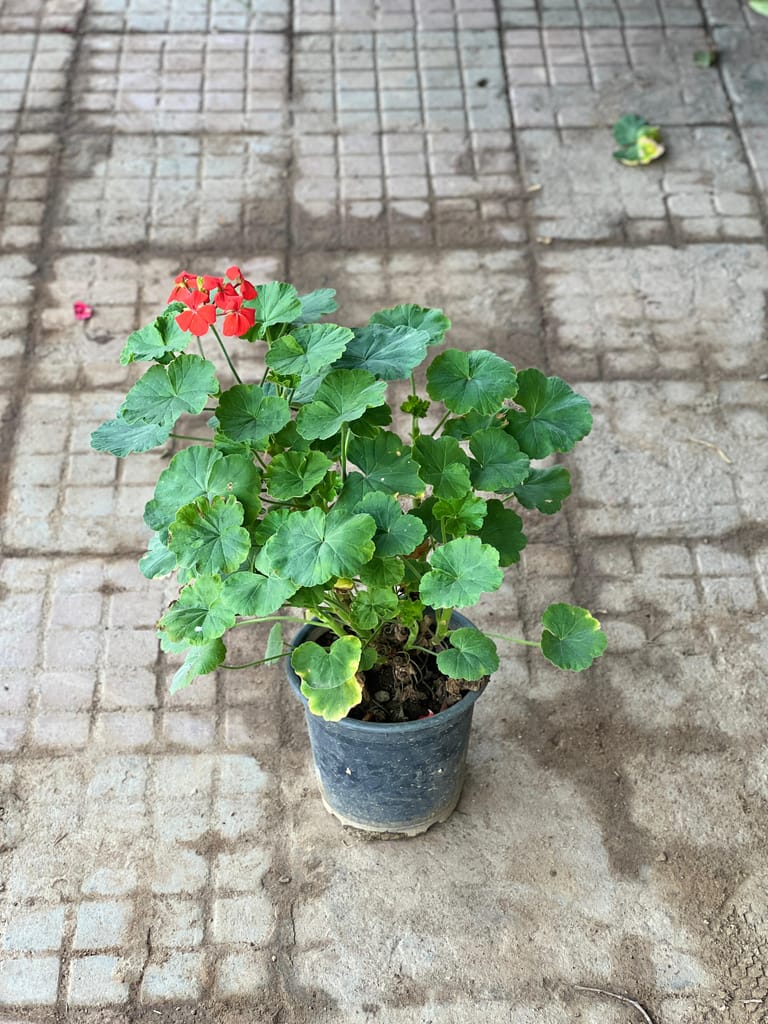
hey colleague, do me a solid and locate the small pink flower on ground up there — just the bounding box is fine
[73,302,93,320]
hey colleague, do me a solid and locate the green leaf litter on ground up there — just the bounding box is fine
[611,114,665,166]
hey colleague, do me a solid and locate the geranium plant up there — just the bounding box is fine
[92,268,606,722]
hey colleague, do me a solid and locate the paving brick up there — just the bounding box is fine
[68,954,130,1005]
[151,898,205,947]
[151,846,209,895]
[140,951,203,1002]
[33,712,91,748]
[212,894,274,945]
[214,949,270,998]
[213,847,271,893]
[161,710,216,749]
[94,710,155,749]
[2,905,65,951]
[82,866,139,897]
[73,900,132,950]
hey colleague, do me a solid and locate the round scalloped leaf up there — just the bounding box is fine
[291,636,363,721]
[265,323,353,379]
[358,556,405,588]
[217,384,291,445]
[120,303,190,365]
[335,324,430,381]
[169,638,226,694]
[296,369,387,440]
[159,576,235,646]
[426,349,518,416]
[265,450,333,501]
[437,628,499,682]
[419,536,503,609]
[91,416,171,458]
[368,303,451,346]
[122,354,219,427]
[144,446,220,531]
[139,532,177,579]
[264,507,376,587]
[505,369,592,459]
[293,288,339,325]
[354,491,426,557]
[475,499,527,566]
[468,428,530,493]
[168,495,251,576]
[412,435,471,500]
[346,431,425,499]
[221,571,298,617]
[433,493,487,538]
[540,603,607,671]
[350,587,399,631]
[250,281,302,327]
[513,466,571,514]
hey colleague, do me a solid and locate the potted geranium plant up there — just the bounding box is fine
[92,267,606,835]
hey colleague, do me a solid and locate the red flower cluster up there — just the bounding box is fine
[168,267,258,338]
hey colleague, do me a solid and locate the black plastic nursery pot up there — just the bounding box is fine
[285,612,487,836]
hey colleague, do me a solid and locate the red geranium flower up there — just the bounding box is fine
[222,306,255,337]
[240,279,257,300]
[167,271,198,303]
[225,265,243,282]
[175,289,216,336]
[214,282,241,312]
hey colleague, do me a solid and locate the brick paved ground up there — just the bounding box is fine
[1,0,767,1020]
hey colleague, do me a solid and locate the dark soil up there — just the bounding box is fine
[345,619,485,723]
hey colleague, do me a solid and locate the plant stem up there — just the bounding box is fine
[230,615,308,628]
[210,323,243,385]
[430,411,451,437]
[340,423,349,481]
[169,433,211,443]
[221,652,288,670]
[485,632,542,648]
[409,372,419,442]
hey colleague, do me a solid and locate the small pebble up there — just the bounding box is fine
[374,690,390,703]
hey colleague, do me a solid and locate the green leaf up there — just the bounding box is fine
[612,113,650,146]
[266,323,353,379]
[358,556,405,588]
[347,402,393,438]
[296,370,387,440]
[122,354,219,427]
[419,536,503,608]
[335,324,430,381]
[433,492,487,537]
[291,636,363,721]
[540,603,607,671]
[264,507,376,587]
[468,428,530,492]
[412,435,472,499]
[693,47,717,67]
[120,303,190,365]
[293,288,339,325]
[217,384,291,445]
[139,532,177,578]
[168,495,251,576]
[476,500,527,567]
[221,571,297,617]
[354,491,426,557]
[145,447,260,532]
[505,369,592,459]
[350,587,399,631]
[749,0,768,14]
[160,576,235,645]
[346,431,425,499]
[514,466,571,514]
[170,638,226,694]
[252,508,292,548]
[437,628,499,681]
[91,416,171,457]
[265,450,333,501]
[427,349,518,415]
[265,622,284,660]
[251,281,302,327]
[368,303,451,346]
[442,410,499,441]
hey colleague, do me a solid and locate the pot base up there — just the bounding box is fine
[319,785,463,837]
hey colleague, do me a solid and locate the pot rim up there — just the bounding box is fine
[285,613,489,733]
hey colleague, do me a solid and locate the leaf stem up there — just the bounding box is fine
[340,423,350,481]
[221,652,288,670]
[485,632,541,648]
[169,433,212,443]
[430,411,451,437]
[210,323,243,385]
